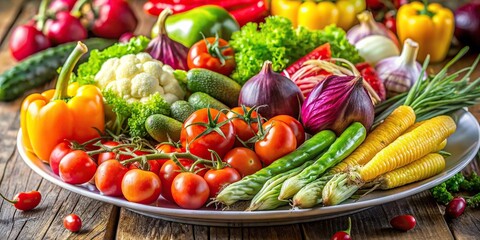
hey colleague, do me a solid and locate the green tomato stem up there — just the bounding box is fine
[36,0,50,31]
[0,192,17,204]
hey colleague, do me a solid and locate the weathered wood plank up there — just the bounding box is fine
[302,191,452,240]
[0,0,24,46]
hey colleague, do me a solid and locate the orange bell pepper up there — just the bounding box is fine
[20,42,105,161]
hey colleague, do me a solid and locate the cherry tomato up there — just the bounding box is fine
[181,108,235,159]
[446,197,466,219]
[129,160,161,176]
[204,167,241,197]
[59,150,97,184]
[0,190,41,211]
[330,231,351,240]
[63,214,82,232]
[97,141,130,165]
[121,169,162,204]
[171,172,210,209]
[384,11,397,34]
[95,160,129,197]
[224,147,262,177]
[270,115,305,146]
[49,141,74,175]
[155,143,184,167]
[390,214,416,231]
[226,106,262,146]
[255,120,297,166]
[159,159,207,202]
[187,36,235,75]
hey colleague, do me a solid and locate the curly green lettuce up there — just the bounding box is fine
[229,16,363,85]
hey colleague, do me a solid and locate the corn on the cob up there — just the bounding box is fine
[359,115,456,182]
[378,153,446,189]
[328,105,415,174]
[404,121,447,152]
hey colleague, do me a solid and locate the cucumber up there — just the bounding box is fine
[171,100,195,122]
[145,114,183,142]
[186,68,241,107]
[188,92,229,111]
[0,38,115,101]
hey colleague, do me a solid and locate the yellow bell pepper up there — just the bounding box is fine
[20,42,105,161]
[396,1,454,62]
[271,0,366,30]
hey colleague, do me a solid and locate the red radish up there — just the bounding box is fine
[9,24,51,61]
[49,0,77,12]
[390,214,416,231]
[92,0,138,39]
[45,11,88,45]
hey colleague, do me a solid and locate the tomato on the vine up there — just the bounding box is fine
[171,172,210,209]
[59,150,97,184]
[97,141,129,165]
[121,169,161,204]
[204,167,241,198]
[255,120,297,166]
[187,36,235,75]
[155,143,184,167]
[159,159,207,202]
[224,147,262,177]
[129,160,161,176]
[270,115,305,146]
[226,106,263,146]
[49,141,74,175]
[181,108,235,159]
[95,160,129,197]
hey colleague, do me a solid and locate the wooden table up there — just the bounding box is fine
[1,0,479,239]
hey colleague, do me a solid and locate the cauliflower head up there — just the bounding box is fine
[94,52,185,104]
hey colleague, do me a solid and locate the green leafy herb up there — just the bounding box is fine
[229,16,363,85]
[431,172,480,208]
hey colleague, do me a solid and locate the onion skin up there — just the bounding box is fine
[455,2,480,50]
[146,8,189,70]
[301,75,374,135]
[347,11,399,47]
[238,61,304,119]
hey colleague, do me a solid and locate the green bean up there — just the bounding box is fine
[292,174,333,208]
[248,161,314,211]
[279,122,366,200]
[215,130,336,206]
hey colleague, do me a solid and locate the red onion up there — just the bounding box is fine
[455,2,480,50]
[347,11,399,47]
[238,61,304,119]
[300,59,376,135]
[145,8,189,70]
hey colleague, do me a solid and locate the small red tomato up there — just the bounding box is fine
[446,197,466,219]
[0,190,41,211]
[97,141,130,165]
[121,169,162,204]
[187,36,235,75]
[270,115,305,146]
[159,159,206,202]
[255,120,297,166]
[390,214,416,231]
[129,160,161,176]
[224,147,262,177]
[95,160,129,197]
[59,150,97,184]
[171,172,210,209]
[155,143,184,167]
[204,167,241,197]
[226,106,263,146]
[49,141,73,175]
[330,217,352,240]
[63,214,82,232]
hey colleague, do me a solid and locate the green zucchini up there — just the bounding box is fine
[215,130,336,206]
[0,38,115,101]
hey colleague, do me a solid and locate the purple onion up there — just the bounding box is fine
[238,61,304,119]
[455,2,480,50]
[145,8,189,70]
[301,75,374,135]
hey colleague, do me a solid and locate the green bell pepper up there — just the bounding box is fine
[151,5,240,48]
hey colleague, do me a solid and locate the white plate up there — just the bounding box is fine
[17,110,480,227]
